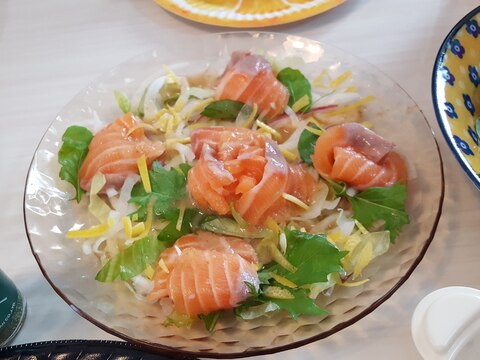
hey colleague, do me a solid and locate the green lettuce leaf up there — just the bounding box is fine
[200,216,272,239]
[348,183,409,242]
[269,229,345,286]
[58,125,93,202]
[201,99,246,120]
[267,289,328,320]
[129,162,188,219]
[95,236,165,282]
[277,67,312,112]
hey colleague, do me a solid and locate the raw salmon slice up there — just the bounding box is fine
[187,127,289,226]
[312,122,406,189]
[79,113,164,191]
[167,248,259,316]
[216,52,289,120]
[148,232,259,316]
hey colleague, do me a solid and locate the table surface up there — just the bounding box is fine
[1,0,479,359]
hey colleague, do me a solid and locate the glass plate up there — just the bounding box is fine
[24,32,444,358]
[154,0,346,28]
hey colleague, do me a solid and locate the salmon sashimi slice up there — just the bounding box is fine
[167,248,259,316]
[216,52,289,120]
[79,113,164,192]
[148,232,259,314]
[312,122,406,189]
[188,127,289,226]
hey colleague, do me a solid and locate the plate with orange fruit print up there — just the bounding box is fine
[154,0,346,27]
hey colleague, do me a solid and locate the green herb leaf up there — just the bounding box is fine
[130,162,188,219]
[270,229,345,286]
[58,125,93,202]
[298,126,319,165]
[157,208,204,247]
[347,183,409,243]
[267,288,328,320]
[201,99,246,120]
[114,90,131,114]
[277,67,312,112]
[95,236,165,282]
[198,311,221,332]
[200,217,272,239]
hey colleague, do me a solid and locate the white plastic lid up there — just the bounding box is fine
[411,286,480,359]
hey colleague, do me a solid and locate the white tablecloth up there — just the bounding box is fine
[1,0,479,358]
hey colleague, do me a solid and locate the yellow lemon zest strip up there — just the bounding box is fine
[313,69,330,88]
[122,216,133,238]
[291,94,310,112]
[280,148,298,161]
[66,218,113,239]
[338,278,370,287]
[355,220,369,234]
[282,193,310,211]
[126,123,156,136]
[132,204,153,240]
[255,120,281,139]
[345,85,358,93]
[166,137,191,146]
[131,222,146,237]
[329,70,352,88]
[306,117,326,131]
[269,272,297,288]
[137,155,151,193]
[144,264,155,280]
[323,96,375,117]
[186,122,215,129]
[353,242,374,280]
[305,126,324,137]
[361,121,374,129]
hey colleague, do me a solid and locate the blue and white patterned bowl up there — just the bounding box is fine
[433,6,480,189]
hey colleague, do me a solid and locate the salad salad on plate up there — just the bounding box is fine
[58,51,410,331]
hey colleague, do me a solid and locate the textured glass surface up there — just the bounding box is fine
[24,32,444,358]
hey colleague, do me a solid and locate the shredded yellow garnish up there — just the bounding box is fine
[165,137,191,146]
[186,122,215,129]
[240,103,258,128]
[230,202,249,229]
[255,120,281,139]
[131,222,146,237]
[144,264,155,279]
[312,69,330,88]
[158,258,169,274]
[306,117,326,131]
[282,193,310,211]
[338,278,370,287]
[137,155,151,193]
[323,96,375,117]
[66,218,114,239]
[280,148,298,161]
[132,203,153,240]
[131,213,139,222]
[263,286,295,300]
[305,126,324,137]
[122,216,133,238]
[291,94,310,112]
[176,204,186,231]
[330,70,352,88]
[269,272,297,288]
[355,220,369,234]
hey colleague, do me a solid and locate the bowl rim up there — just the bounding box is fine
[23,31,446,358]
[432,5,480,191]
